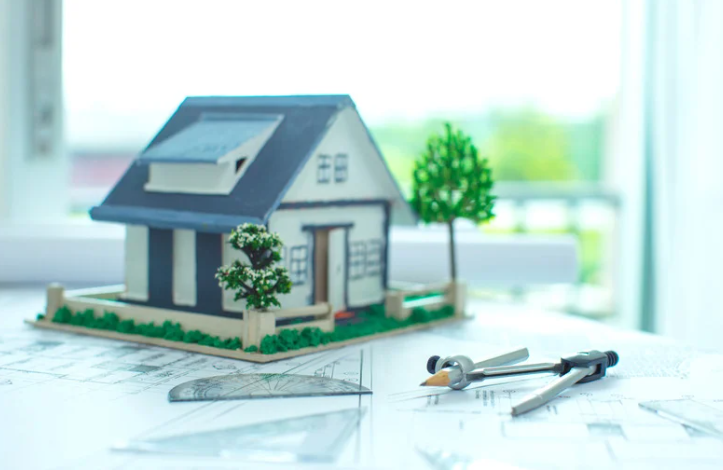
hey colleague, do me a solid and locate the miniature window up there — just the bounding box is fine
[289,245,308,284]
[317,154,332,183]
[366,240,382,276]
[334,153,348,182]
[349,241,366,279]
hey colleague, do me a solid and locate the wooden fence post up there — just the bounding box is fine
[449,281,467,318]
[46,283,64,320]
[243,310,276,349]
[385,291,408,320]
[323,303,335,332]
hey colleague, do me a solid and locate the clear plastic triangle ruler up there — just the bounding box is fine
[115,407,366,463]
[168,373,372,402]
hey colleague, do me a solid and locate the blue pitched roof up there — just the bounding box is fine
[139,113,281,164]
[90,95,412,232]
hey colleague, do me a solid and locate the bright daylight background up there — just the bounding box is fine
[63,0,622,320]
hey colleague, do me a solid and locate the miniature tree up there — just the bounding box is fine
[411,123,495,281]
[216,224,292,310]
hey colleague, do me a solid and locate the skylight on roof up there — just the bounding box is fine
[142,112,284,195]
[140,113,282,164]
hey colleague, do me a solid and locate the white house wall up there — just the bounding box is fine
[281,106,402,204]
[145,162,233,195]
[267,205,386,311]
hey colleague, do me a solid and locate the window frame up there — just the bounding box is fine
[0,0,67,221]
[365,240,382,276]
[289,245,309,285]
[317,154,332,183]
[0,3,619,328]
[334,153,348,182]
[348,241,366,279]
[0,223,579,291]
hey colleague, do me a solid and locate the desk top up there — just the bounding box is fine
[2,287,723,470]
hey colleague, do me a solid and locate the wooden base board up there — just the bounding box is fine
[25,316,465,363]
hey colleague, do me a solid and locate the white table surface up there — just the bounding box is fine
[2,286,723,470]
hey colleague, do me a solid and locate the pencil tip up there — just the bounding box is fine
[419,370,451,387]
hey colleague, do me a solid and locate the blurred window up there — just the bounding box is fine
[365,241,382,277]
[349,242,366,280]
[64,0,620,213]
[63,0,622,317]
[317,154,332,184]
[289,246,308,285]
[334,153,348,183]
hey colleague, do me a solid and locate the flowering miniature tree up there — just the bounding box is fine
[411,122,495,281]
[216,224,292,310]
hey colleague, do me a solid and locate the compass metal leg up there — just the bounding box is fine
[511,366,595,416]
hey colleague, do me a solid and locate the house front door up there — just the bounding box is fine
[327,228,347,312]
[313,227,348,312]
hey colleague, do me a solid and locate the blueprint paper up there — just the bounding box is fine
[3,303,723,469]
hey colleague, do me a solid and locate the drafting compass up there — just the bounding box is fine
[422,349,620,416]
[425,347,530,389]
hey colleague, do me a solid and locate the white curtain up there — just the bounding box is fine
[648,0,723,348]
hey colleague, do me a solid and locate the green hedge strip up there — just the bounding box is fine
[50,302,455,355]
[257,303,454,355]
[51,306,242,351]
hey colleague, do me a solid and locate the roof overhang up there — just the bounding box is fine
[90,205,262,233]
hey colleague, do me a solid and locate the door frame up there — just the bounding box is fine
[302,223,353,307]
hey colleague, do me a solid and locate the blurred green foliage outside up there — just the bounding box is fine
[372,108,608,293]
[371,108,605,195]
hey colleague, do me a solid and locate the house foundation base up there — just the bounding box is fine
[26,316,465,363]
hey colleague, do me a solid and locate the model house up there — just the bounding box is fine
[91,95,415,318]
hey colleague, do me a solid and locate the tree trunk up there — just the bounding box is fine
[448,219,457,281]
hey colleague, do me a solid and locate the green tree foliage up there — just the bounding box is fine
[215,224,292,310]
[482,110,576,181]
[371,109,604,188]
[411,123,495,280]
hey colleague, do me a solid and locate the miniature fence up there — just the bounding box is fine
[64,284,126,300]
[244,303,335,349]
[45,284,245,339]
[46,284,335,349]
[384,281,466,321]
